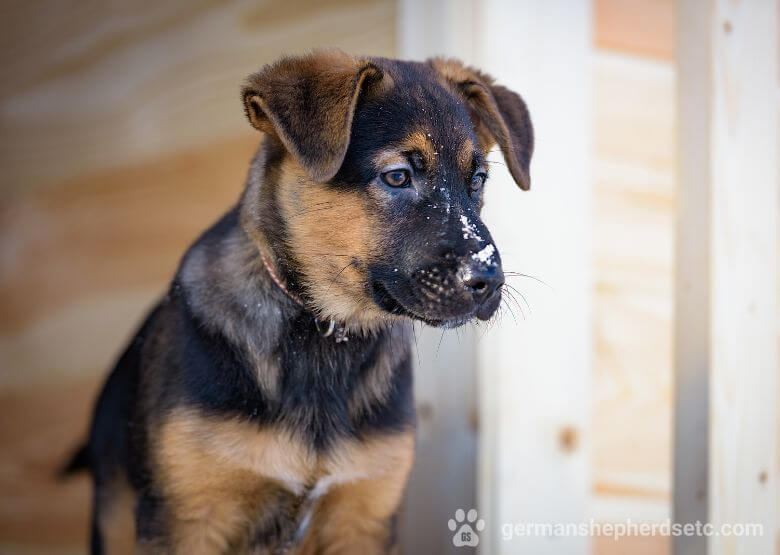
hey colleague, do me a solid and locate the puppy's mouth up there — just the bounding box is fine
[371,279,497,328]
[371,281,442,324]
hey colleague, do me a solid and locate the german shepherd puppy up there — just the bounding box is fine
[64,51,533,554]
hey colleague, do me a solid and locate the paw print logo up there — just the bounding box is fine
[448,508,485,547]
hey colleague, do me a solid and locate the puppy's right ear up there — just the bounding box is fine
[430,58,534,191]
[242,51,384,182]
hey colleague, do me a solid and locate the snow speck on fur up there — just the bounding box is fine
[460,215,481,241]
[472,244,496,264]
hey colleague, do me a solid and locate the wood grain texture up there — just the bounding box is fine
[675,2,778,555]
[0,0,396,193]
[0,378,99,551]
[706,1,777,553]
[592,52,675,523]
[0,136,257,389]
[595,0,675,59]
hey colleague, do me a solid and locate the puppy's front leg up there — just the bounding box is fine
[297,446,413,555]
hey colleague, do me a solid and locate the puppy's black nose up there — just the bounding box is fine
[463,265,504,303]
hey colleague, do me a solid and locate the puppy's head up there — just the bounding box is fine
[241,51,533,328]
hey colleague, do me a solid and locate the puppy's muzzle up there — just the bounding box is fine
[412,250,504,322]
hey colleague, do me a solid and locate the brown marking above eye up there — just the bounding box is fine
[372,151,408,172]
[399,130,436,168]
[457,138,475,174]
[371,131,436,178]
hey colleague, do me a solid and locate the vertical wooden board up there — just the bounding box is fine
[398,0,480,64]
[398,325,478,554]
[708,1,777,553]
[674,2,713,554]
[675,1,778,554]
[593,0,679,535]
[775,3,780,553]
[592,53,675,523]
[476,1,592,553]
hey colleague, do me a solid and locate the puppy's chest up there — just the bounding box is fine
[197,418,391,496]
[157,409,413,544]
[251,322,413,445]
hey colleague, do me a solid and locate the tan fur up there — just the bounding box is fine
[267,127,452,328]
[429,57,480,87]
[150,409,413,554]
[457,137,476,172]
[298,433,415,554]
[154,410,314,553]
[399,130,437,166]
[430,58,500,154]
[243,51,387,182]
[371,150,409,171]
[275,157,390,327]
[239,136,400,334]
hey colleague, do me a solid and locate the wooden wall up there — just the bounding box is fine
[0,2,396,552]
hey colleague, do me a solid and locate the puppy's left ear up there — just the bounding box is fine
[242,51,384,182]
[430,58,534,190]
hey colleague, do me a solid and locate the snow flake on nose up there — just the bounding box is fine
[472,244,496,264]
[460,215,482,241]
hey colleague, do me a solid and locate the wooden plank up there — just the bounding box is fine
[595,0,675,59]
[0,0,396,193]
[673,2,713,551]
[397,326,478,554]
[398,0,480,63]
[592,52,675,522]
[708,1,778,552]
[0,379,99,551]
[674,1,778,554]
[475,2,592,553]
[0,136,256,389]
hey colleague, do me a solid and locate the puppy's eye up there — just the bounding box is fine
[381,169,411,188]
[470,172,487,193]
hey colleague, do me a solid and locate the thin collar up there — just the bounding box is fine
[258,250,347,342]
[259,250,304,306]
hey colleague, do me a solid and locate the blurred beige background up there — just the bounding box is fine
[0,1,771,554]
